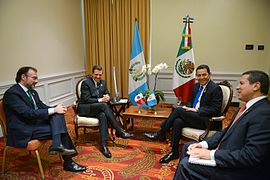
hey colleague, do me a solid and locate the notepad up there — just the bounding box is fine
[188,155,216,167]
[119,99,128,103]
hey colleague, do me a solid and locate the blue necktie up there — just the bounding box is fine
[193,86,203,108]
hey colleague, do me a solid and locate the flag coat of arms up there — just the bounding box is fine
[128,20,148,106]
[172,16,196,103]
[135,93,146,106]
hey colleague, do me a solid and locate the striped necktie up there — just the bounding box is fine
[27,90,38,109]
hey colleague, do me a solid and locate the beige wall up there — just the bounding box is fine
[152,0,270,73]
[0,0,84,83]
[0,0,269,83]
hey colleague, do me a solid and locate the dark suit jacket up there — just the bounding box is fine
[78,76,110,116]
[206,98,270,179]
[186,80,223,117]
[3,84,51,147]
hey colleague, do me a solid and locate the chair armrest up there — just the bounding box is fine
[72,101,78,114]
[210,116,225,121]
[199,116,225,141]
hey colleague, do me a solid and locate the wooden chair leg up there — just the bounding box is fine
[1,146,9,174]
[35,150,45,180]
[58,153,63,162]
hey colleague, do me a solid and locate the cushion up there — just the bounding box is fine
[76,115,99,126]
[182,127,216,141]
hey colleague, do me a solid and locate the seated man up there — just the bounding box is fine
[174,70,270,180]
[144,64,223,163]
[78,65,133,158]
[3,66,86,172]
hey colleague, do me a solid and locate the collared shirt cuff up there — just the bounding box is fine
[48,108,55,115]
[210,150,216,161]
[98,98,102,102]
[200,141,208,149]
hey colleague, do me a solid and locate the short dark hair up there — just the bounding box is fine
[15,66,37,83]
[92,65,103,73]
[196,64,210,74]
[242,70,269,95]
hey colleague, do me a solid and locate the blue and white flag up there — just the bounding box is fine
[147,90,157,107]
[128,20,148,106]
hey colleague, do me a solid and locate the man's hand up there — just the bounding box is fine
[187,148,211,160]
[101,94,110,103]
[182,105,197,112]
[54,103,67,114]
[188,143,202,151]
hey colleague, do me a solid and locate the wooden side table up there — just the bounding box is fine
[109,99,129,127]
[122,106,172,130]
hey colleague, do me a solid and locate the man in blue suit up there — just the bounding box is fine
[144,64,223,163]
[3,66,86,172]
[78,65,133,158]
[174,70,270,180]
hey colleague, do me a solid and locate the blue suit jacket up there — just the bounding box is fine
[3,84,50,147]
[78,76,110,116]
[206,98,270,179]
[186,80,223,117]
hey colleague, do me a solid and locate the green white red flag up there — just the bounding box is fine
[172,15,196,103]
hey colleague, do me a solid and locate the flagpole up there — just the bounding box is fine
[113,66,119,102]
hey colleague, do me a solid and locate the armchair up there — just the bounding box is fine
[0,100,61,180]
[181,80,233,142]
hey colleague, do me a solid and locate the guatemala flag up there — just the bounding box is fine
[147,90,157,107]
[128,20,148,106]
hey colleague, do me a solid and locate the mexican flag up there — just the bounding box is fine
[172,15,196,104]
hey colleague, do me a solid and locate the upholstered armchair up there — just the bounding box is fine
[72,78,100,143]
[181,80,233,142]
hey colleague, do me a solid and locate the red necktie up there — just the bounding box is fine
[230,104,247,127]
[217,104,246,149]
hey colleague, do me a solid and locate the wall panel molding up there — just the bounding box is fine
[151,70,241,104]
[0,70,86,106]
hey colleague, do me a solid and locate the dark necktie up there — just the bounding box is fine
[27,90,38,109]
[193,86,203,108]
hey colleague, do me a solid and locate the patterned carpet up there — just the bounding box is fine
[0,105,238,179]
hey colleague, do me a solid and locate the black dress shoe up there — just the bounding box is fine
[49,145,77,155]
[116,131,134,139]
[100,145,112,158]
[144,132,166,141]
[63,161,86,172]
[159,151,180,163]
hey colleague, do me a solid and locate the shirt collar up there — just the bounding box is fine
[246,96,267,110]
[18,83,29,93]
[200,80,210,90]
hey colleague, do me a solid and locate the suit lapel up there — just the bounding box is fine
[220,99,265,142]
[15,84,34,108]
[199,80,212,101]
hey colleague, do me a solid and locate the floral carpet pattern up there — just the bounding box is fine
[0,105,237,179]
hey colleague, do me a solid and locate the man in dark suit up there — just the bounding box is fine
[174,70,270,180]
[3,66,86,172]
[78,65,133,158]
[144,64,223,163]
